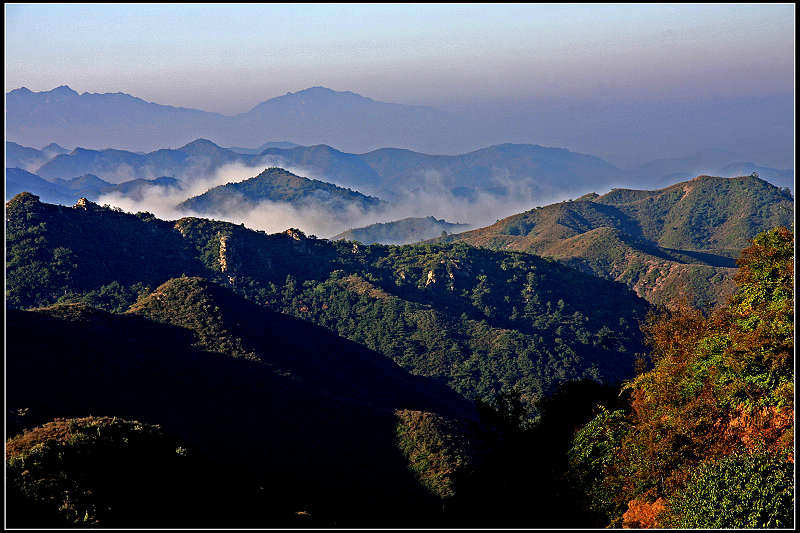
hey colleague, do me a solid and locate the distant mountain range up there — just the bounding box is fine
[258,143,628,203]
[6,138,627,201]
[626,149,795,190]
[6,167,180,204]
[6,85,460,154]
[333,216,471,245]
[7,141,70,171]
[8,136,792,214]
[31,138,250,183]
[225,141,302,155]
[435,175,794,309]
[7,85,793,176]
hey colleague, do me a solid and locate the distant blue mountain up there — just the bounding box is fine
[225,141,303,155]
[5,167,181,204]
[6,142,60,171]
[6,85,456,154]
[35,139,251,183]
[6,85,792,175]
[6,168,76,204]
[628,149,794,191]
[10,136,791,209]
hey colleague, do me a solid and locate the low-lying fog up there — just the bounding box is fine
[95,160,579,239]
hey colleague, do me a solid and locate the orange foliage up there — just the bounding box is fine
[720,404,794,462]
[622,497,666,529]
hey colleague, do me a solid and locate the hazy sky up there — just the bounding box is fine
[5,4,795,114]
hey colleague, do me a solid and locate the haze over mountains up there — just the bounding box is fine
[176,167,386,231]
[6,85,794,172]
[5,2,795,527]
[6,131,793,239]
[6,91,794,528]
[6,167,180,206]
[6,85,457,155]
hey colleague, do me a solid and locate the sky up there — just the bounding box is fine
[4,3,796,167]
[5,4,794,112]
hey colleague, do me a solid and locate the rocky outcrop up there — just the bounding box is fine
[218,233,239,285]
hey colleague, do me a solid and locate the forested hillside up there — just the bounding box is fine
[333,216,470,245]
[568,227,794,528]
[8,191,791,528]
[437,175,793,309]
[6,192,648,408]
[6,289,464,526]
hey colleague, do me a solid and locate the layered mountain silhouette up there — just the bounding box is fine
[5,167,180,204]
[7,141,69,170]
[8,135,792,216]
[8,137,631,208]
[627,149,794,191]
[259,142,627,202]
[6,85,459,154]
[7,86,793,173]
[435,175,794,309]
[32,138,247,183]
[225,140,302,155]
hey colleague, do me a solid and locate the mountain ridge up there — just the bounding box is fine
[7,191,650,409]
[434,174,793,309]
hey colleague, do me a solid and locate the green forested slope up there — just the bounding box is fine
[6,283,472,526]
[568,227,794,528]
[436,175,793,309]
[333,216,470,245]
[6,192,648,407]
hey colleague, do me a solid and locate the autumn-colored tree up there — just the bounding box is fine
[569,226,794,528]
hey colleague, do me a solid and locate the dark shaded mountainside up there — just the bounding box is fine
[177,166,384,216]
[7,416,274,527]
[6,278,470,527]
[333,216,471,245]
[435,175,794,310]
[7,191,648,409]
[7,191,651,527]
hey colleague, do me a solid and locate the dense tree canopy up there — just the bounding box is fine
[568,226,794,528]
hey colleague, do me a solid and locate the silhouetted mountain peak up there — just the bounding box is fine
[177,138,224,153]
[42,142,67,152]
[7,86,33,96]
[246,86,414,116]
[49,85,79,97]
[291,86,368,100]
